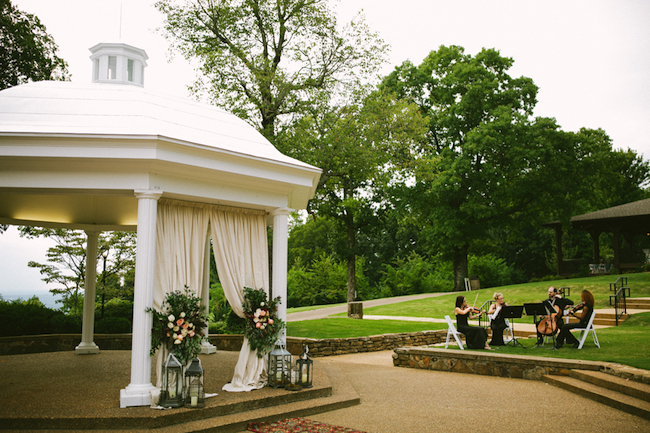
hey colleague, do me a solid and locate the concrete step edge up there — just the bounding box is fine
[571,369,650,401]
[542,375,650,421]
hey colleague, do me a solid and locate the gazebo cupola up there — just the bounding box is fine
[89,42,148,86]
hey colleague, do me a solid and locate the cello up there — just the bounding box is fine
[537,304,560,336]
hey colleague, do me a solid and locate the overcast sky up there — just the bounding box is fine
[3,0,650,307]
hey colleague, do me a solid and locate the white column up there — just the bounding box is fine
[120,189,162,408]
[272,208,291,343]
[200,233,216,354]
[75,230,100,354]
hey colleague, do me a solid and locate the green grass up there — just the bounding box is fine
[287,318,446,339]
[445,311,650,371]
[287,302,346,314]
[287,273,650,370]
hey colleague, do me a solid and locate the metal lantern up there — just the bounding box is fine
[160,353,184,408]
[296,344,313,388]
[184,358,205,408]
[268,340,291,389]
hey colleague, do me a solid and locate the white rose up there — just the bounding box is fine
[168,314,175,322]
[174,339,182,345]
[173,326,179,332]
[261,302,265,307]
[180,312,186,318]
[167,322,173,329]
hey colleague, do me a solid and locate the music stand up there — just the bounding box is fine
[499,305,525,347]
[525,302,551,347]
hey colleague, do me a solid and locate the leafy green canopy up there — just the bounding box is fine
[380,45,650,290]
[0,0,69,89]
[155,0,388,140]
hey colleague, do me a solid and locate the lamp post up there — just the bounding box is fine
[159,353,184,408]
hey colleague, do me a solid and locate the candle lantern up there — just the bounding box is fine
[184,358,205,408]
[296,344,313,388]
[268,340,291,389]
[160,353,184,408]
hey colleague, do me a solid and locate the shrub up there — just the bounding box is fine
[95,317,131,334]
[468,253,517,288]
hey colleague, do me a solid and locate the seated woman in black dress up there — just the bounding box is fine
[554,289,595,349]
[455,295,491,350]
[487,292,508,346]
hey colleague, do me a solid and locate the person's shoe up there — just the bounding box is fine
[552,344,562,350]
[572,343,580,348]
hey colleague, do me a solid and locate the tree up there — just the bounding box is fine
[19,228,136,315]
[0,0,69,90]
[381,46,596,290]
[278,91,427,302]
[155,0,388,140]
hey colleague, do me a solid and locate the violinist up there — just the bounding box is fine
[454,295,492,350]
[535,286,574,346]
[554,289,595,349]
[487,292,508,346]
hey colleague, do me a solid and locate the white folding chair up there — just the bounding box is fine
[574,311,600,349]
[444,315,465,350]
[464,277,471,291]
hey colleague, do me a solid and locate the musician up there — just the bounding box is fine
[487,292,508,346]
[455,295,492,350]
[535,286,574,346]
[554,290,595,349]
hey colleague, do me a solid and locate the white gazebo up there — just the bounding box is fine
[0,43,321,407]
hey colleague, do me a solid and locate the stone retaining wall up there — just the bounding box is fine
[0,330,447,357]
[392,346,604,380]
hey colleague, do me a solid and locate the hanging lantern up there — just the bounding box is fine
[268,340,291,389]
[184,358,205,408]
[160,353,184,408]
[296,344,313,388]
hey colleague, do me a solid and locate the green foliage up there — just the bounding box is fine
[242,287,284,357]
[468,254,518,288]
[155,0,388,140]
[94,317,131,334]
[148,288,208,365]
[0,0,69,89]
[0,297,80,336]
[287,254,370,307]
[378,252,452,297]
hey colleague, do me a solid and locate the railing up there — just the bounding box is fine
[609,276,627,292]
[609,277,630,326]
[478,300,492,328]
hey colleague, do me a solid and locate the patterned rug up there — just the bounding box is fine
[247,417,365,433]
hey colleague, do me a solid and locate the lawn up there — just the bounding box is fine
[286,273,650,370]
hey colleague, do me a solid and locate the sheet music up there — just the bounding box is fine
[490,305,501,321]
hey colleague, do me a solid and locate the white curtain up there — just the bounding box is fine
[210,209,270,392]
[153,202,210,387]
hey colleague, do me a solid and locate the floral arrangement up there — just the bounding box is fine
[149,287,208,365]
[243,287,284,358]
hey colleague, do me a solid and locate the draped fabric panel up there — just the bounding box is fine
[151,199,270,392]
[210,210,270,392]
[153,203,209,387]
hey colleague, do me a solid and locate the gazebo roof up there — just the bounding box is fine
[0,81,321,231]
[0,81,309,167]
[570,197,650,234]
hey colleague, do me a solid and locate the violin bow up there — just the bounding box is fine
[472,291,480,311]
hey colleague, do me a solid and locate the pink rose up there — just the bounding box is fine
[176,319,184,326]
[268,319,273,324]
[256,322,262,329]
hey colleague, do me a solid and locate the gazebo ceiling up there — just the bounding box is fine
[0,81,321,230]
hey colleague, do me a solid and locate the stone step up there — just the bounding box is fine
[542,374,650,421]
[626,302,650,309]
[571,369,650,401]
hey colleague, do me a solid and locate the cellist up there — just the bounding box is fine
[554,290,595,349]
[534,286,574,346]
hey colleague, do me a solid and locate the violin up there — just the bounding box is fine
[571,302,586,313]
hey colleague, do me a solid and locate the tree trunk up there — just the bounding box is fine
[452,243,469,291]
[346,218,356,305]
